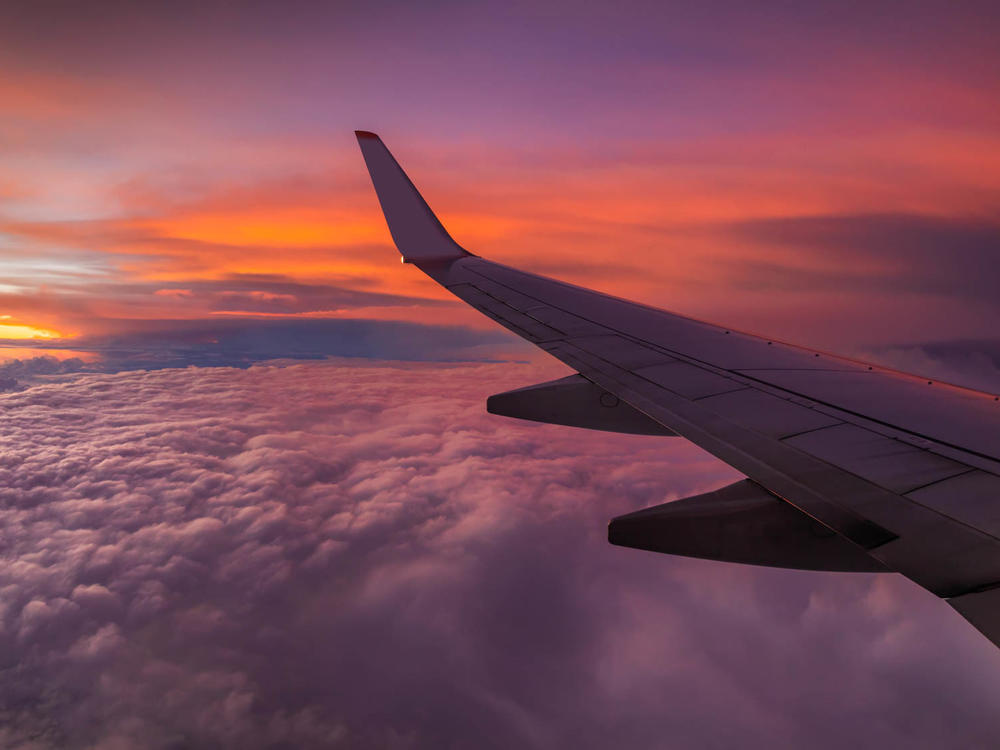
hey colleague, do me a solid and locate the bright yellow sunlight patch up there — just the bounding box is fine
[0,324,62,340]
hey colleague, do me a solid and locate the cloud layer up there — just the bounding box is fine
[0,360,999,748]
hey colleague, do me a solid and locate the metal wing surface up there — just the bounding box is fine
[356,130,1000,647]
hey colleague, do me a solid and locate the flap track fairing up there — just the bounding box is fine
[487,374,676,436]
[609,479,888,572]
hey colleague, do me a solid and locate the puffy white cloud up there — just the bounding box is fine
[0,360,997,748]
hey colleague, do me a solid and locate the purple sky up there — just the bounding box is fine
[2,1,1000,747]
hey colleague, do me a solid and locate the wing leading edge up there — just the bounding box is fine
[355,131,1000,648]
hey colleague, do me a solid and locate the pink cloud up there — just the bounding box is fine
[0,360,995,747]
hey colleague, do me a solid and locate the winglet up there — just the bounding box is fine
[355,131,471,263]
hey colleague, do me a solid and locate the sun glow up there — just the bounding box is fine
[0,323,63,340]
[151,213,382,248]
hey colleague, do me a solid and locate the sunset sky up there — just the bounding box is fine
[3,1,1000,747]
[2,0,999,363]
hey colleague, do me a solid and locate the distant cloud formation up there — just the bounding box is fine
[0,318,521,382]
[0,360,999,749]
[727,213,1000,305]
[0,355,92,391]
[70,317,521,370]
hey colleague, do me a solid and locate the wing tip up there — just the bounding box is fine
[354,130,471,263]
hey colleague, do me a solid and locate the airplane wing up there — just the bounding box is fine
[355,130,1000,647]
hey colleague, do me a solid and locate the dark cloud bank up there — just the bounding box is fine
[0,317,521,391]
[727,212,1000,307]
[0,360,999,749]
[80,318,518,370]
